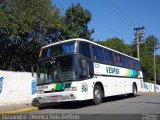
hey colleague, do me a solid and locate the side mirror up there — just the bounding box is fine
[31,64,37,78]
[81,59,87,69]
[79,59,87,77]
[31,65,34,77]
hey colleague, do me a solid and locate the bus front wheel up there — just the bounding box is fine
[93,85,103,105]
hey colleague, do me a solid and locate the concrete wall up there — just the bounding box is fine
[0,70,160,107]
[0,70,37,107]
[143,82,160,92]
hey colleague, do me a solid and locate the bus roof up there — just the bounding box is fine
[42,38,139,61]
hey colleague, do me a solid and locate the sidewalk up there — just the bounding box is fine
[0,103,37,114]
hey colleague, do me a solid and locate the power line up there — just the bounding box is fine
[94,0,128,40]
[101,0,152,35]
[95,0,154,43]
[99,0,135,39]
[101,0,135,26]
[107,0,138,25]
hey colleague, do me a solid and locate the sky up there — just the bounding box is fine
[52,0,160,54]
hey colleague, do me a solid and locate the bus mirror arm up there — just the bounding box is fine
[31,64,37,77]
[31,65,34,77]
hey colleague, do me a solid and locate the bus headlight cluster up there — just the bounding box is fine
[38,90,44,94]
[64,87,77,91]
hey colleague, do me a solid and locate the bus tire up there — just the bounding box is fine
[131,84,137,97]
[38,107,43,110]
[93,85,103,105]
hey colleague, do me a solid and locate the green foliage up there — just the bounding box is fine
[140,45,154,81]
[64,3,94,40]
[145,35,159,55]
[155,55,160,84]
[0,1,94,71]
[0,0,63,71]
[139,35,160,82]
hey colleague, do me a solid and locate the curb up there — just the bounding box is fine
[0,107,38,115]
[138,92,160,95]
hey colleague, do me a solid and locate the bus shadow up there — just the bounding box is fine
[31,98,93,109]
[45,101,93,109]
[125,100,160,105]
[33,95,140,110]
[102,94,141,103]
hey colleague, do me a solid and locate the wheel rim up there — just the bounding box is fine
[133,87,137,95]
[95,89,101,101]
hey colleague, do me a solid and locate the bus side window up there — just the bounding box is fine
[123,56,129,68]
[79,42,91,59]
[109,51,113,64]
[104,50,109,64]
[138,61,141,70]
[113,53,117,66]
[92,46,97,61]
[119,54,123,66]
[97,47,104,62]
[131,60,134,69]
[92,45,104,63]
[133,60,137,70]
[104,50,114,65]
[128,59,131,68]
[128,59,134,69]
[134,60,141,71]
[115,53,120,66]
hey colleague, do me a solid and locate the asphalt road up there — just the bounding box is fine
[27,93,160,120]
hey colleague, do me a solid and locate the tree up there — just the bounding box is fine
[0,0,63,71]
[156,55,160,84]
[136,35,159,82]
[145,35,159,55]
[139,45,154,81]
[64,3,94,40]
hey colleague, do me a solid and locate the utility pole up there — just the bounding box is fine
[134,26,145,60]
[153,43,160,92]
[154,46,156,92]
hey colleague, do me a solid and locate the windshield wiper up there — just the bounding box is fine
[53,57,63,83]
[57,61,63,83]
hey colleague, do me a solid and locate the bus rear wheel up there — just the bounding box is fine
[93,85,103,105]
[131,84,137,97]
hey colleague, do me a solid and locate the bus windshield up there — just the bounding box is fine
[40,41,76,58]
[37,54,77,85]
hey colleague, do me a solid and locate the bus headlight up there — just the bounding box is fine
[64,87,77,91]
[38,90,44,94]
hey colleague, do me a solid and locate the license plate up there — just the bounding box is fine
[51,96,58,100]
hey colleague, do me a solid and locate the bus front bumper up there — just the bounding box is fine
[37,92,78,104]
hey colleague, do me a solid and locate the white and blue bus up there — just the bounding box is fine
[36,38,143,106]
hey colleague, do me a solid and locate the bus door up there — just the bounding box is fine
[79,59,94,99]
